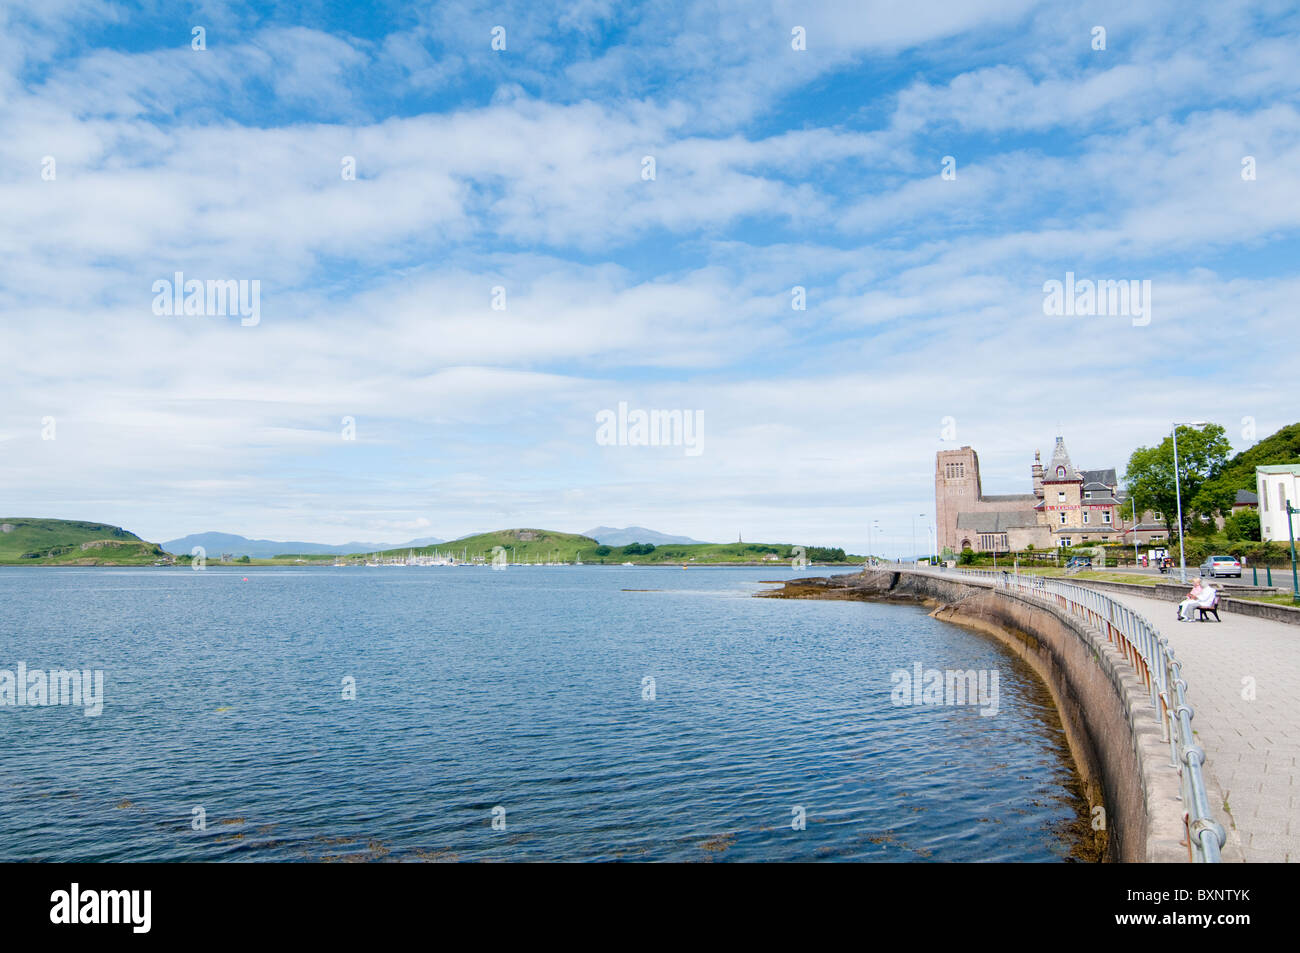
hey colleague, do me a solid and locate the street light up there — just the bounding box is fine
[866,519,881,568]
[1287,501,1299,604]
[1131,496,1139,568]
[1171,420,1208,583]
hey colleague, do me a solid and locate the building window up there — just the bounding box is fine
[1057,491,1065,501]
[1059,513,1067,525]
[1056,466,1065,477]
[1262,482,1269,511]
[1281,484,1287,513]
[1082,512,1089,524]
[1103,511,1112,524]
[1084,491,1091,499]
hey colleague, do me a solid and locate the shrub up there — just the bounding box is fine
[1224,509,1261,542]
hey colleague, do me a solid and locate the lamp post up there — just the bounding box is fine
[1131,497,1139,569]
[1288,502,1299,604]
[1171,420,1208,583]
[866,519,880,568]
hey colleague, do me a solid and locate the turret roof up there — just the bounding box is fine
[1044,436,1081,482]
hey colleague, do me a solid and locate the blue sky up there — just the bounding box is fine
[1,0,1298,554]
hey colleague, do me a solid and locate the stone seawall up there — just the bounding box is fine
[759,569,1189,862]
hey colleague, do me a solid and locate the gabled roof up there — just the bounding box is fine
[1080,468,1117,487]
[1235,489,1259,505]
[956,510,1041,532]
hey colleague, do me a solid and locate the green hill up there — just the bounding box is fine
[369,528,597,562]
[0,518,169,566]
[1196,422,1300,514]
[361,527,855,565]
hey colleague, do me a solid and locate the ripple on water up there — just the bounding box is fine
[0,566,1092,862]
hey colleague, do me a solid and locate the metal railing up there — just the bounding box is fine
[912,564,1226,862]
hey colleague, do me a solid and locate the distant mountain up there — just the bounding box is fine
[582,526,708,546]
[162,531,445,558]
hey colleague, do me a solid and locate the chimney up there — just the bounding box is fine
[1032,450,1044,499]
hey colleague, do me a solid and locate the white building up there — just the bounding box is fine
[1257,464,1300,543]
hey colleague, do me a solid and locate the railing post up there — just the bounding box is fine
[934,559,1222,861]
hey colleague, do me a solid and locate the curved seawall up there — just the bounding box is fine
[761,568,1197,862]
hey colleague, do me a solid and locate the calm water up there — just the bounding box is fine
[0,565,1088,862]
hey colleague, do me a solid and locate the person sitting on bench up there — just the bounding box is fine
[1177,578,1204,621]
[1194,584,1220,621]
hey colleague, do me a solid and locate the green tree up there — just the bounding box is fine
[1224,508,1262,542]
[593,545,612,557]
[807,546,846,562]
[1124,423,1232,539]
[1195,422,1300,516]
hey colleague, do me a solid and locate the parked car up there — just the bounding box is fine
[1065,556,1092,569]
[1200,555,1242,578]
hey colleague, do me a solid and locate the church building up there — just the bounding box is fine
[935,436,1153,554]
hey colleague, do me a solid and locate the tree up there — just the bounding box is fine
[593,545,612,557]
[1224,508,1262,542]
[1124,423,1232,539]
[1195,422,1300,516]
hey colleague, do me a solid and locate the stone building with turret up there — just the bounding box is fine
[936,436,1159,554]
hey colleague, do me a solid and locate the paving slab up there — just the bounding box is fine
[1085,587,1299,862]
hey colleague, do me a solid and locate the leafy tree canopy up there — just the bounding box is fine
[1125,423,1232,537]
[1194,422,1300,516]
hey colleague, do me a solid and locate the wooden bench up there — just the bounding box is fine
[1196,592,1221,622]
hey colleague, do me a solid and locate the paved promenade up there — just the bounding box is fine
[1090,587,1298,862]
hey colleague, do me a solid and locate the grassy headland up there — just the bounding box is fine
[0,518,170,566]
[4,520,858,568]
[356,528,857,565]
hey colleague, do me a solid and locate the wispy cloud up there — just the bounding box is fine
[1,0,1296,551]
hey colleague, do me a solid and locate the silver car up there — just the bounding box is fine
[1200,555,1241,578]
